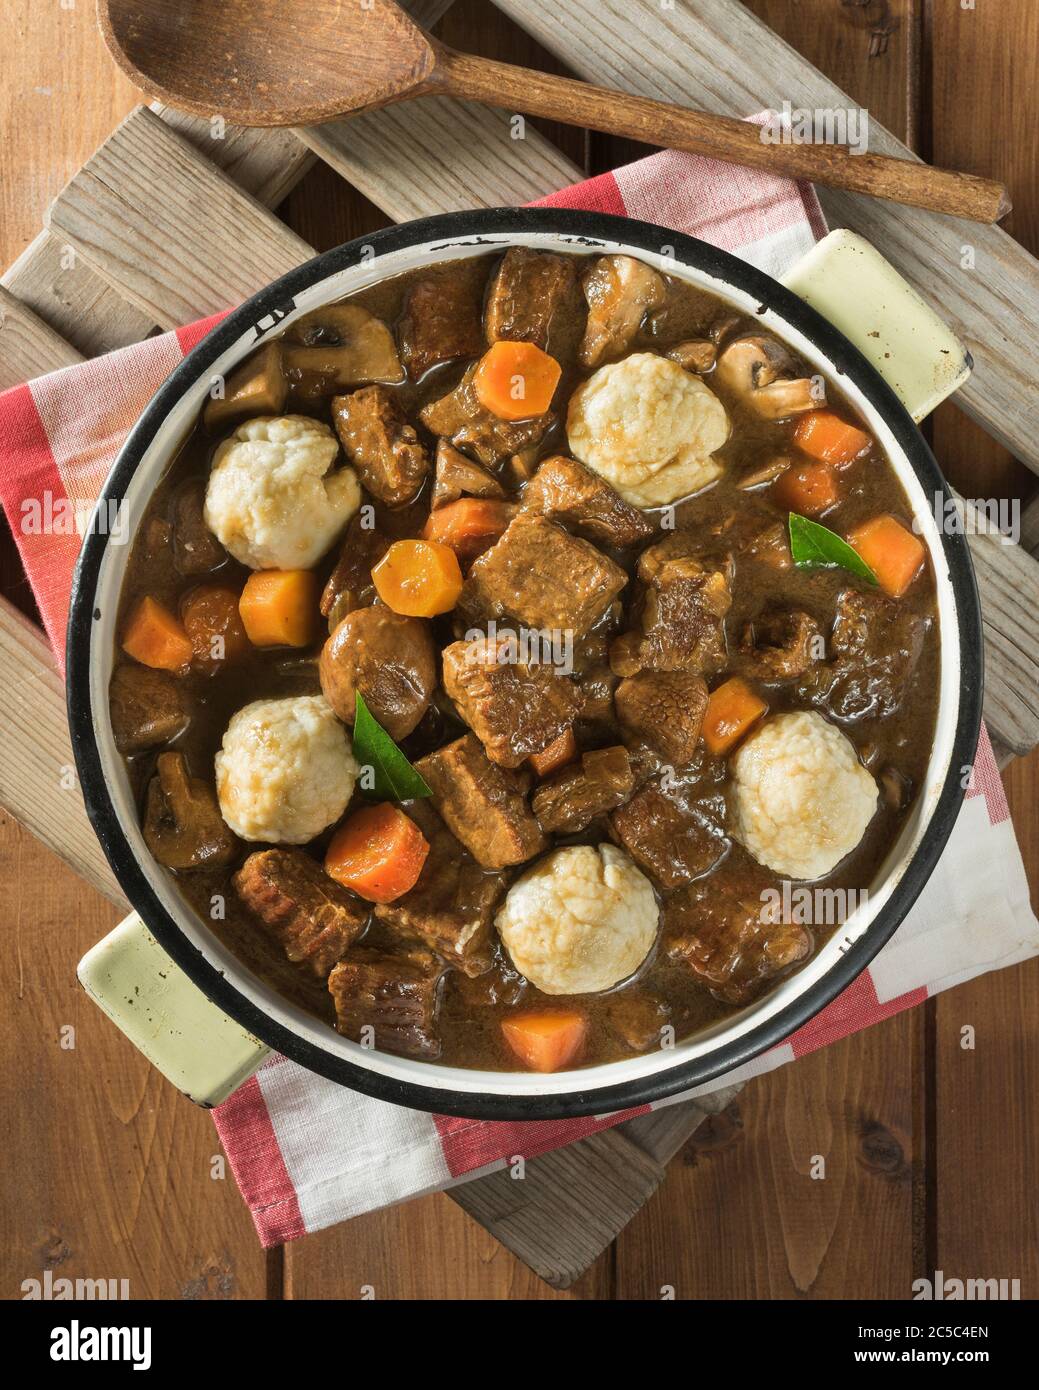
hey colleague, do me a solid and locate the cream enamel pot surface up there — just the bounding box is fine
[67,209,982,1119]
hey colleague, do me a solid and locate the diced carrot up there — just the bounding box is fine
[770,460,839,517]
[181,584,250,667]
[238,569,319,647]
[794,409,873,467]
[529,727,578,778]
[121,595,193,672]
[501,1010,589,1073]
[324,803,430,904]
[847,513,926,597]
[473,340,562,420]
[702,676,768,756]
[422,498,514,562]
[371,539,463,617]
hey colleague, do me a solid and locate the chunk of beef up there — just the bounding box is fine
[431,439,506,510]
[610,771,727,889]
[604,990,671,1053]
[610,536,731,677]
[521,454,654,548]
[447,949,528,1010]
[328,946,445,1059]
[172,479,227,575]
[442,635,583,768]
[143,752,237,871]
[579,254,667,368]
[734,608,822,682]
[415,734,547,869]
[234,848,369,977]
[320,605,436,740]
[397,273,484,379]
[319,513,390,630]
[459,513,627,639]
[574,659,618,737]
[615,669,708,766]
[419,365,554,468]
[532,745,634,834]
[332,385,428,507]
[374,801,507,977]
[799,588,929,720]
[484,247,575,349]
[110,664,189,753]
[664,883,811,1005]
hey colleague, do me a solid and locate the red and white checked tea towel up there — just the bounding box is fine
[1,146,1035,1248]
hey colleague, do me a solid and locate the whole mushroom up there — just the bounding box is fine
[320,605,437,741]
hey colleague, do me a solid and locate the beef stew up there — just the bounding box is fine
[109,247,940,1073]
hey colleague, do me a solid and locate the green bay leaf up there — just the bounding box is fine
[352,692,432,802]
[787,512,879,585]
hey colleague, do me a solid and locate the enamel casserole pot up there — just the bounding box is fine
[68,208,982,1119]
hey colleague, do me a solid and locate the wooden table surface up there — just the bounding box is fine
[1,0,1036,1300]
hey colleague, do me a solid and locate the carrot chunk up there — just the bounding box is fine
[794,409,873,467]
[770,460,839,517]
[529,727,578,778]
[121,595,193,672]
[181,584,250,667]
[847,513,926,597]
[372,539,463,617]
[422,498,514,561]
[501,1010,589,1073]
[473,340,562,420]
[238,569,319,647]
[702,677,768,756]
[324,802,430,904]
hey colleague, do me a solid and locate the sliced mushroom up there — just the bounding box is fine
[736,455,792,491]
[666,339,717,374]
[579,254,668,368]
[734,608,822,681]
[282,303,404,398]
[203,342,288,432]
[714,334,823,420]
[143,752,237,871]
[431,439,506,510]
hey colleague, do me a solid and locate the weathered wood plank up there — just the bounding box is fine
[151,107,316,210]
[0,284,82,389]
[298,96,582,221]
[0,597,124,907]
[957,501,1039,756]
[493,0,1039,481]
[47,107,314,328]
[448,1130,664,1290]
[1,230,156,360]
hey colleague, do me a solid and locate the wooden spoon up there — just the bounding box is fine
[98,0,1010,224]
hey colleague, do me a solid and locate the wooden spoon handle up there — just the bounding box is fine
[431,48,1010,225]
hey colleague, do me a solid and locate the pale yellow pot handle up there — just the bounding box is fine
[783,229,972,420]
[78,913,270,1107]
